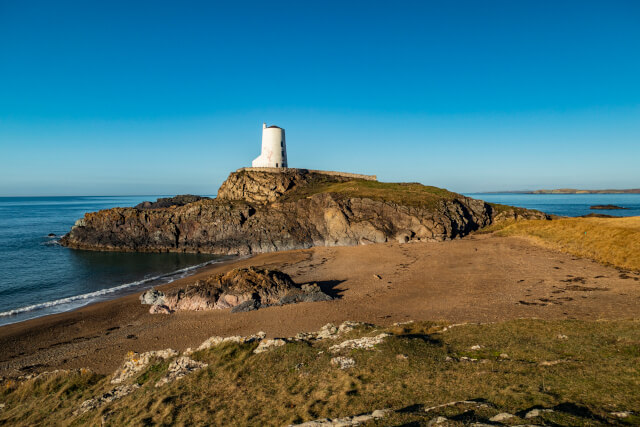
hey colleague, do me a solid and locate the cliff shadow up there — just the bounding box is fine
[305,279,346,299]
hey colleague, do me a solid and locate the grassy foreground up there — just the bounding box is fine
[1,319,639,426]
[496,217,640,272]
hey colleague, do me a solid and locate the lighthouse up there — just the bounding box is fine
[252,123,287,168]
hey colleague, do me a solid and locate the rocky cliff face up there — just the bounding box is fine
[61,169,548,255]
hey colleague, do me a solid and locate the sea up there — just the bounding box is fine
[0,193,638,327]
[465,193,640,217]
[0,196,225,327]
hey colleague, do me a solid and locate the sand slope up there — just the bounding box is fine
[1,234,639,377]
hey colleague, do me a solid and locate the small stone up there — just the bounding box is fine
[373,274,382,280]
[149,304,172,314]
[428,416,448,425]
[470,344,482,350]
[557,334,568,340]
[489,413,515,422]
[499,353,509,359]
[396,353,408,360]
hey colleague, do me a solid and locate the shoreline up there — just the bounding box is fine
[0,255,243,327]
[1,235,639,378]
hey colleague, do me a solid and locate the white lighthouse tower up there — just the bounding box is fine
[252,123,287,168]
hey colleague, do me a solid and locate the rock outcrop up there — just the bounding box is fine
[61,168,549,255]
[139,267,332,313]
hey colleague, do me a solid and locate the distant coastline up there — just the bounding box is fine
[472,189,640,194]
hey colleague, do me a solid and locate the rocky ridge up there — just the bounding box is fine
[61,168,549,255]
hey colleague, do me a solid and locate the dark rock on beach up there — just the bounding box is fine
[61,168,549,255]
[139,267,332,314]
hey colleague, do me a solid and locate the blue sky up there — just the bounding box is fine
[1,0,638,196]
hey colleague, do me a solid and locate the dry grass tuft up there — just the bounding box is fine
[497,216,640,271]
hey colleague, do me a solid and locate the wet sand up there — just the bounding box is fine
[1,234,639,377]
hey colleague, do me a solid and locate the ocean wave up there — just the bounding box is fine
[0,258,231,318]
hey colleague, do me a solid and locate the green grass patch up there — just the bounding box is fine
[1,319,638,425]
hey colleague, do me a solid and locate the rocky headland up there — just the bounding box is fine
[60,168,548,255]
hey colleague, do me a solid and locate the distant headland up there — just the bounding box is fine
[476,188,640,194]
[530,188,640,194]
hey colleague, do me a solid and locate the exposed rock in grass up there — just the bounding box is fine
[75,384,140,415]
[192,332,266,353]
[539,359,567,366]
[254,338,288,354]
[155,356,207,387]
[611,411,631,418]
[489,412,515,422]
[329,333,390,353]
[424,400,489,413]
[289,408,390,426]
[524,408,554,418]
[142,268,332,314]
[111,349,178,384]
[295,321,368,342]
[331,356,356,369]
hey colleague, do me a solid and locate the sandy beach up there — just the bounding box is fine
[1,234,639,378]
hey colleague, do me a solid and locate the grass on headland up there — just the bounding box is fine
[281,178,459,208]
[1,319,639,426]
[496,216,640,272]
